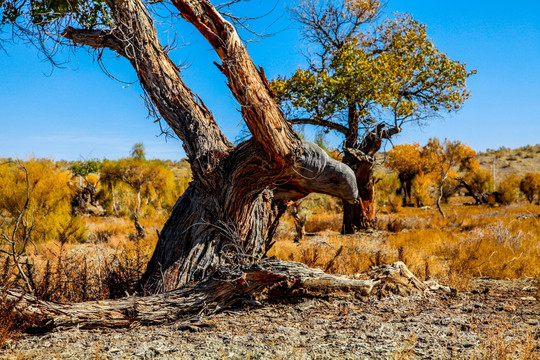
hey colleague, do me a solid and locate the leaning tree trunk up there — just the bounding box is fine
[139,139,359,292]
[7,0,434,328]
[63,0,360,293]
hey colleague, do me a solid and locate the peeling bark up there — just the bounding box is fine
[140,140,360,292]
[341,124,401,233]
[58,0,367,318]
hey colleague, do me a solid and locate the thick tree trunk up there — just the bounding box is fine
[61,0,361,302]
[340,124,401,233]
[139,177,287,293]
[342,152,377,233]
[140,141,358,292]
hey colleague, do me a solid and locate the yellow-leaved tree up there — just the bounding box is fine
[386,143,433,206]
[423,138,476,217]
[520,172,540,203]
[271,0,475,232]
[99,144,177,238]
[495,174,520,205]
[0,159,85,244]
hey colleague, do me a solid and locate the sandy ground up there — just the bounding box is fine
[1,278,539,360]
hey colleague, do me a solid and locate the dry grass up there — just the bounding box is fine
[0,263,45,347]
[271,202,540,289]
[3,201,538,300]
[1,214,163,304]
[475,326,540,360]
[0,213,163,346]
[0,283,20,347]
[0,198,539,357]
[390,317,540,360]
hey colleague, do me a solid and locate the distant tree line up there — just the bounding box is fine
[0,144,192,246]
[380,138,540,213]
[1,140,538,251]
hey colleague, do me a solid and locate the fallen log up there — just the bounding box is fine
[6,259,427,332]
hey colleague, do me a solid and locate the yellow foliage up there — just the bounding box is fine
[85,173,99,187]
[270,203,540,288]
[0,159,85,244]
[463,167,494,195]
[496,174,520,205]
[270,10,475,142]
[424,138,476,177]
[520,172,540,203]
[411,172,433,207]
[345,0,380,22]
[100,157,177,217]
[386,143,426,177]
[375,172,402,212]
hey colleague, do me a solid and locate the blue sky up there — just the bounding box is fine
[0,0,539,160]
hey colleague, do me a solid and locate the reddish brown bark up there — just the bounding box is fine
[342,152,376,233]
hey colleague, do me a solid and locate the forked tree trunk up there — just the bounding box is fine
[62,0,361,293]
[7,0,432,333]
[139,139,359,292]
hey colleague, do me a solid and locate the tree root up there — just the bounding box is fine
[7,259,430,332]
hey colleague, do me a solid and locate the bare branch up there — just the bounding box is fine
[289,118,349,135]
[291,0,383,69]
[0,161,34,294]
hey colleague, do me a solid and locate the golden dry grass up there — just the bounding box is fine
[472,320,540,360]
[270,202,540,289]
[2,200,538,304]
[1,213,165,303]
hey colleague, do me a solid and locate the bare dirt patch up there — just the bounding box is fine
[2,278,538,359]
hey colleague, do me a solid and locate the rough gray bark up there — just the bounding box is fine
[4,0,434,335]
[341,124,402,233]
[8,260,428,332]
[139,140,359,293]
[64,0,362,293]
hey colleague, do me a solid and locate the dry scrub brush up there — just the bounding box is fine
[271,203,540,288]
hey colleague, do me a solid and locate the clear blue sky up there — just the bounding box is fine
[0,0,539,161]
